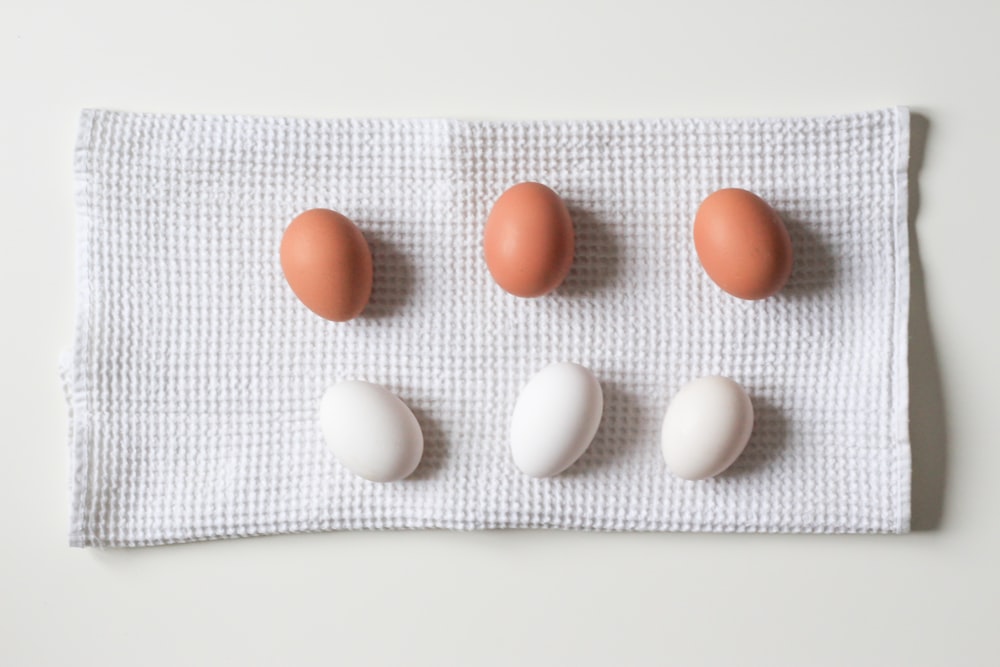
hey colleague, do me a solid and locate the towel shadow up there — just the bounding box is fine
[780,216,837,298]
[557,204,621,298]
[363,230,413,320]
[907,112,947,531]
[562,381,645,477]
[406,404,448,480]
[723,397,788,478]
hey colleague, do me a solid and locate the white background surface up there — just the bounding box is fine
[0,0,996,664]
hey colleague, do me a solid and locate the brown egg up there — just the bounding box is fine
[280,209,373,321]
[483,182,574,298]
[693,189,793,300]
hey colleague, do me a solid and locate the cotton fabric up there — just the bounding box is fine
[63,107,911,546]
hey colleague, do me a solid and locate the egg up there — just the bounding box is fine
[484,182,574,297]
[693,188,793,300]
[509,362,604,477]
[660,376,754,480]
[280,208,373,321]
[319,381,424,482]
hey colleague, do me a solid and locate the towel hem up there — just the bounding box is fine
[68,109,97,547]
[892,106,913,533]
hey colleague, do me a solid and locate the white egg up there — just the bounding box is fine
[660,376,754,480]
[510,362,604,478]
[319,380,424,482]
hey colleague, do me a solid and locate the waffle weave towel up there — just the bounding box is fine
[63,107,911,546]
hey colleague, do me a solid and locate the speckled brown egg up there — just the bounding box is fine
[693,189,793,300]
[280,208,372,321]
[483,182,574,298]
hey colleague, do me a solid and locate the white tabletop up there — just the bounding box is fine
[1,1,995,665]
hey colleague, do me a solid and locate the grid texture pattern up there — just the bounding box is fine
[64,108,911,546]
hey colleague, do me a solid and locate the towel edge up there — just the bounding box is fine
[68,109,98,548]
[892,106,913,533]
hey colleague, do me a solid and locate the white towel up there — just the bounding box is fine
[63,108,911,546]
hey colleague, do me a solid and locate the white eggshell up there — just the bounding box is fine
[319,381,424,482]
[660,376,754,480]
[510,362,604,478]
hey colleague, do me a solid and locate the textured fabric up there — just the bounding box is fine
[63,107,911,547]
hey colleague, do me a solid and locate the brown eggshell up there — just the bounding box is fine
[484,182,574,298]
[693,189,793,300]
[280,209,373,321]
